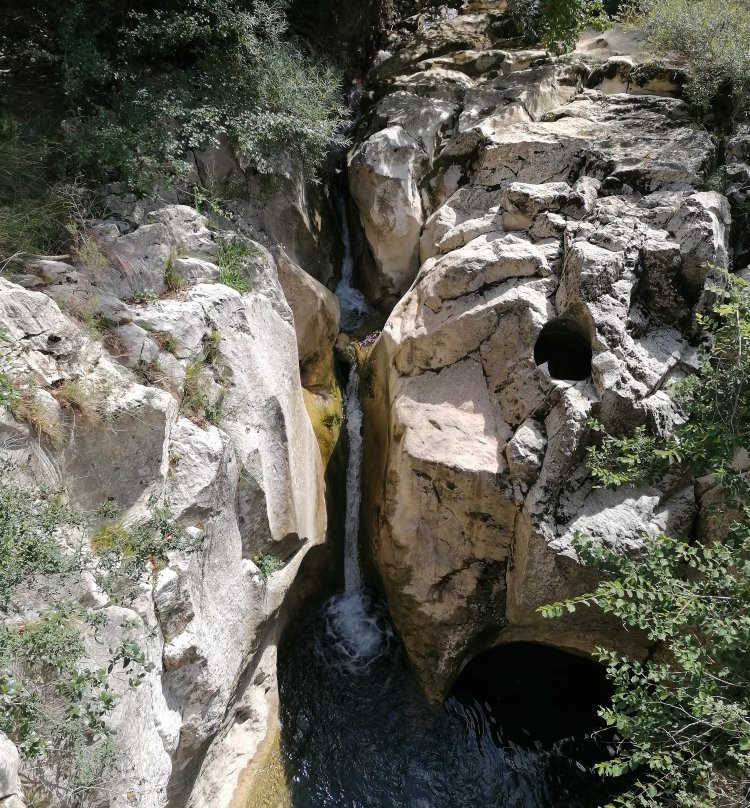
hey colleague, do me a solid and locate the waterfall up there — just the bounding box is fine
[326,183,386,666]
[343,369,364,592]
[334,196,372,332]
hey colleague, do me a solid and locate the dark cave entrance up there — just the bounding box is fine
[534,317,593,381]
[449,642,613,749]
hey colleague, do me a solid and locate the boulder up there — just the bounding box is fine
[349,126,428,303]
[0,735,21,801]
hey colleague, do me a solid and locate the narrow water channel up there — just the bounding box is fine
[275,191,616,808]
[277,371,617,808]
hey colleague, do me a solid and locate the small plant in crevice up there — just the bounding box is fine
[91,502,201,604]
[253,551,284,579]
[180,357,223,427]
[128,288,158,305]
[53,379,102,421]
[179,331,227,426]
[135,357,170,390]
[152,330,179,356]
[103,330,129,360]
[10,390,66,449]
[0,370,15,409]
[164,249,185,292]
[217,240,255,293]
[77,306,110,342]
[703,166,731,195]
[68,223,108,272]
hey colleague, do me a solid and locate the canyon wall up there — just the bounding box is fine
[354,8,735,701]
[0,193,337,807]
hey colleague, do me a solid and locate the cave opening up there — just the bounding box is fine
[450,642,614,750]
[534,317,593,381]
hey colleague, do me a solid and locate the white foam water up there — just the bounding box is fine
[335,197,372,332]
[343,369,364,592]
[323,591,393,674]
[319,369,395,673]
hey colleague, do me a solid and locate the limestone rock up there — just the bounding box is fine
[506,419,547,485]
[357,10,725,702]
[349,126,427,302]
[0,735,21,801]
[275,248,340,389]
[0,194,328,808]
[350,12,712,301]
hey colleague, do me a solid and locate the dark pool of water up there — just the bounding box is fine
[278,590,618,808]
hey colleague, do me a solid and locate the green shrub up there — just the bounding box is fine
[507,0,609,53]
[0,469,200,802]
[641,0,750,115]
[0,476,78,610]
[587,270,750,492]
[0,117,75,259]
[128,287,158,304]
[217,240,254,293]
[92,504,201,602]
[164,249,185,292]
[181,355,224,426]
[253,551,283,578]
[59,0,348,190]
[542,271,750,807]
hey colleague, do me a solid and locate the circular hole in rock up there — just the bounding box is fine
[534,317,592,381]
[450,642,613,749]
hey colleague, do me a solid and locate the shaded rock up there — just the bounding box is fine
[0,735,21,801]
[275,248,340,389]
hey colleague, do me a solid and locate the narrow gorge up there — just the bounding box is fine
[1,2,749,807]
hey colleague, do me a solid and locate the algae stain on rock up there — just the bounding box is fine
[234,721,291,808]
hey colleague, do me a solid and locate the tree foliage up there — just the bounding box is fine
[507,0,609,53]
[0,1,348,192]
[638,0,750,116]
[542,272,750,808]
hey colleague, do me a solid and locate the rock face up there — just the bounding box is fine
[358,13,728,701]
[349,12,715,307]
[0,202,328,806]
[0,734,22,806]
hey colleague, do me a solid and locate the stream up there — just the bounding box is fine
[274,196,617,808]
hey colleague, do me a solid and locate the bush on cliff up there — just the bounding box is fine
[640,0,750,117]
[0,1,348,193]
[542,272,750,807]
[0,472,197,804]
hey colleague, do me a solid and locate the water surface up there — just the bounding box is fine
[278,590,617,808]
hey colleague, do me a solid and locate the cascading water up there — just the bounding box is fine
[342,369,364,593]
[276,185,617,808]
[334,196,372,332]
[321,367,393,675]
